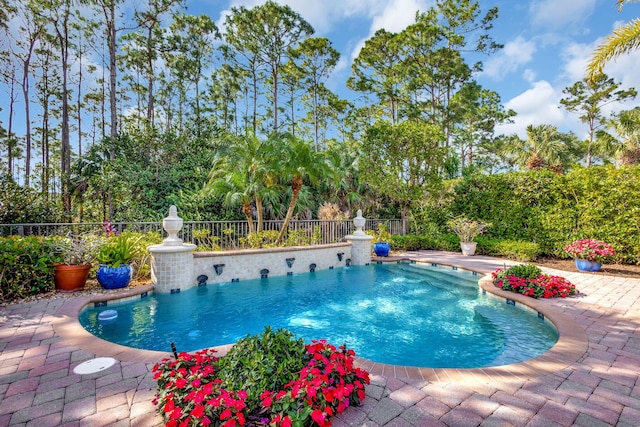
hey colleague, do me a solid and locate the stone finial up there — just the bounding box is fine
[353,209,366,235]
[162,205,184,246]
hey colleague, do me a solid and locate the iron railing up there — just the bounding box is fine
[0,219,407,249]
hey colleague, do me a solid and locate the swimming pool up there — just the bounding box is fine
[79,263,558,368]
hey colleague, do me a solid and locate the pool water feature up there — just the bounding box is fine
[79,263,558,368]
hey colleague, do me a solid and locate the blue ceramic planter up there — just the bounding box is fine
[97,264,132,289]
[373,242,390,257]
[574,259,602,272]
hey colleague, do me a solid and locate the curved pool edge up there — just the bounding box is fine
[353,268,588,385]
[53,261,589,385]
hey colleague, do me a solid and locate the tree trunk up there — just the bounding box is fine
[146,25,155,128]
[276,176,302,244]
[242,202,255,234]
[256,196,264,232]
[7,66,16,179]
[22,66,32,187]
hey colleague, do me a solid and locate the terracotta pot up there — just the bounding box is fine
[54,264,92,292]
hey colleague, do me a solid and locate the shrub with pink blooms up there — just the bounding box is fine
[492,264,578,299]
[564,239,615,263]
[152,328,369,427]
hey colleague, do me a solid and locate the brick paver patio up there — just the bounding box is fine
[1,251,639,426]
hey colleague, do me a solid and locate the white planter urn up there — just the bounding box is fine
[460,242,477,256]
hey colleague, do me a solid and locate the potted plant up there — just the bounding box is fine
[96,233,142,289]
[447,217,490,256]
[369,223,392,257]
[52,236,98,292]
[564,239,615,272]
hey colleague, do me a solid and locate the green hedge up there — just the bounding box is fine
[412,165,640,265]
[475,238,539,262]
[390,234,539,262]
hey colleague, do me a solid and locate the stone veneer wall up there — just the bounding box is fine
[149,245,196,293]
[192,243,352,287]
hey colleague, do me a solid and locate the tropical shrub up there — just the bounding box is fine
[152,328,370,427]
[97,232,143,267]
[0,236,61,300]
[193,229,223,252]
[0,176,61,224]
[214,328,308,409]
[492,264,578,299]
[130,231,163,279]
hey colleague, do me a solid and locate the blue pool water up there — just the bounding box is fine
[79,263,558,368]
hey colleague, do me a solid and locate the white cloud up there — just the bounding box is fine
[216,0,385,34]
[482,36,537,80]
[529,0,597,30]
[561,41,594,83]
[523,69,537,83]
[369,0,428,34]
[349,0,433,60]
[559,36,640,119]
[495,80,566,138]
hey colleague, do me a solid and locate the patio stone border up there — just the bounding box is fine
[52,258,588,387]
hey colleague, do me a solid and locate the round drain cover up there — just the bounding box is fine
[98,310,118,322]
[73,357,117,375]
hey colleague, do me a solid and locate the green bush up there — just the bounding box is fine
[389,233,462,252]
[129,231,162,280]
[214,327,308,409]
[0,236,62,301]
[0,176,61,223]
[500,264,542,280]
[389,234,430,251]
[241,230,280,248]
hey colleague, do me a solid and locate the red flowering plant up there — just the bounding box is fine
[260,340,370,427]
[152,348,248,427]
[564,239,615,263]
[152,328,370,427]
[492,264,578,299]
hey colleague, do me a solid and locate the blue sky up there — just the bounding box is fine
[190,0,640,140]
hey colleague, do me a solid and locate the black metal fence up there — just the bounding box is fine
[0,219,406,249]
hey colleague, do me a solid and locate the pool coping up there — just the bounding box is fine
[52,258,588,385]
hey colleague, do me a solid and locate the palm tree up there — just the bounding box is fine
[506,124,580,172]
[206,164,258,233]
[274,134,335,244]
[205,134,280,233]
[586,0,640,81]
[596,107,640,164]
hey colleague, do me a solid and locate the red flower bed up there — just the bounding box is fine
[492,267,578,299]
[152,340,369,427]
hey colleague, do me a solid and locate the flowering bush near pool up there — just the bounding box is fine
[152,328,370,427]
[492,264,578,298]
[564,239,615,263]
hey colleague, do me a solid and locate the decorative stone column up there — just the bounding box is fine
[345,210,373,266]
[148,206,197,293]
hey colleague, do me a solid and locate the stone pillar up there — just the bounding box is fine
[345,210,373,266]
[148,206,197,293]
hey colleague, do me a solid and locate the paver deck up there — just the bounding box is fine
[1,250,639,426]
